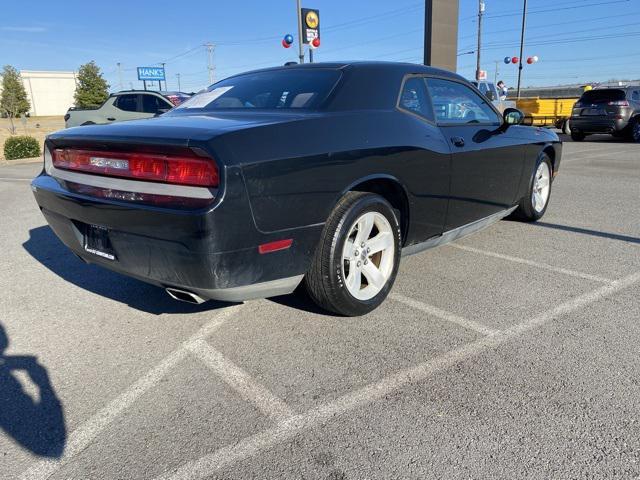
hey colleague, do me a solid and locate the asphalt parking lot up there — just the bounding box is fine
[1,135,639,479]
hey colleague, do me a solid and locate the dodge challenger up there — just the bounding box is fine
[31,62,562,316]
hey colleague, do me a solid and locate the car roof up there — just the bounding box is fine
[226,60,462,81]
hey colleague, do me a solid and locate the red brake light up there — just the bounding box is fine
[52,149,218,187]
[608,100,629,106]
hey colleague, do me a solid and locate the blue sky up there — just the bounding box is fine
[1,0,638,92]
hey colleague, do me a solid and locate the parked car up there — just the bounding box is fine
[471,80,516,113]
[64,90,191,128]
[32,62,561,316]
[570,86,640,142]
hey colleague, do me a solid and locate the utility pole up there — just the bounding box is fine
[161,62,166,91]
[116,62,123,90]
[205,43,215,84]
[176,73,181,91]
[475,0,485,80]
[494,60,499,84]
[296,0,304,64]
[516,0,528,99]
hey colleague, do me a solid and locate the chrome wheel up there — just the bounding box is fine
[341,211,395,301]
[532,161,551,213]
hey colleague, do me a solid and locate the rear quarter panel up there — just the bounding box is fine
[215,111,452,244]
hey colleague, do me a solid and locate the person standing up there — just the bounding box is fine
[497,80,508,100]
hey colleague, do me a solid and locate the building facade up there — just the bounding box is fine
[20,70,77,117]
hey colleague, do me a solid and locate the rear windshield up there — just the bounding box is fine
[175,69,341,111]
[580,89,626,103]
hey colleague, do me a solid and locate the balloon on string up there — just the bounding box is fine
[511,57,519,64]
[504,56,511,64]
[533,55,539,63]
[282,39,291,48]
[527,57,534,64]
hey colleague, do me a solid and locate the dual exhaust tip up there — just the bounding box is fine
[165,287,206,305]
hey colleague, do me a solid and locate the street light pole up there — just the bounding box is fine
[296,0,304,64]
[205,42,215,84]
[516,0,528,99]
[161,62,166,91]
[475,0,484,80]
[176,73,181,91]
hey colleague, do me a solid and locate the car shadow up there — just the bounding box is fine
[23,226,229,315]
[533,221,640,245]
[0,323,66,458]
[268,285,336,316]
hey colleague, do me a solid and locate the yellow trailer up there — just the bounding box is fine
[515,96,579,133]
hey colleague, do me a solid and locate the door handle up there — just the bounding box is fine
[451,136,465,147]
[107,117,116,121]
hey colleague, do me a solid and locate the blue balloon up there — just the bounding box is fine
[284,34,294,45]
[504,56,511,64]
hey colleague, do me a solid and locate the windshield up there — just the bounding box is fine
[175,69,341,111]
[580,89,626,103]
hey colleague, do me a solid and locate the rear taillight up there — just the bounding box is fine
[608,100,629,106]
[166,95,184,106]
[51,149,218,187]
[574,102,584,108]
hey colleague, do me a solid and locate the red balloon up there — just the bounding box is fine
[527,57,533,64]
[312,37,320,48]
[282,39,291,48]
[511,57,519,64]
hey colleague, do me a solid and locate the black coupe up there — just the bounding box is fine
[31,62,562,316]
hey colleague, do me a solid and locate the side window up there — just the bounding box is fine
[141,95,170,114]
[632,90,640,102]
[398,77,434,121]
[426,78,501,125]
[114,94,139,112]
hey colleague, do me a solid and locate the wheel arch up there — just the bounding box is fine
[541,143,558,174]
[342,174,411,246]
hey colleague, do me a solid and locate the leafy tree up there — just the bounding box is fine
[1,65,30,134]
[74,61,109,108]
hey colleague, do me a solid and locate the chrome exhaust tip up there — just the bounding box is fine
[165,288,206,305]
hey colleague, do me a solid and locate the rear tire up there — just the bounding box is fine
[631,119,640,143]
[305,192,401,316]
[512,153,553,222]
[571,131,586,141]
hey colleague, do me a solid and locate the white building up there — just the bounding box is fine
[20,70,77,117]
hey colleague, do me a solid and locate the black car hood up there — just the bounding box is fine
[49,112,311,146]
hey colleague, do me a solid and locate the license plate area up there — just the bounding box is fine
[83,224,116,260]
[583,108,605,116]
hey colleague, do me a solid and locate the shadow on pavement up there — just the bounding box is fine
[23,226,229,315]
[0,324,66,458]
[534,222,640,245]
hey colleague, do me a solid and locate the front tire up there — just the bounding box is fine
[305,192,401,316]
[512,153,553,222]
[571,130,586,141]
[631,119,640,143]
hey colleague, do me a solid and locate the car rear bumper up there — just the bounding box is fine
[570,116,629,134]
[31,172,321,302]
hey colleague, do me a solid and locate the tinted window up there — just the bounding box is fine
[114,94,138,112]
[398,77,434,121]
[580,89,625,103]
[141,94,170,114]
[175,69,341,111]
[426,78,500,125]
[632,91,640,102]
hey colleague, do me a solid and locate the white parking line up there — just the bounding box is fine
[562,149,638,164]
[448,243,613,284]
[390,293,500,336]
[20,304,244,480]
[157,271,640,480]
[0,177,32,182]
[188,339,294,422]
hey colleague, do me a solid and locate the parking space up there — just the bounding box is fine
[1,136,639,479]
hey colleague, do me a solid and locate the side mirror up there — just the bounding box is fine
[502,108,525,128]
[155,108,170,117]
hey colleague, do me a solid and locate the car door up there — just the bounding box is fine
[110,94,144,122]
[425,77,526,231]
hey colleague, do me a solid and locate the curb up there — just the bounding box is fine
[0,157,42,167]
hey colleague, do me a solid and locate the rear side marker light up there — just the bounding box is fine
[52,148,218,187]
[258,239,293,254]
